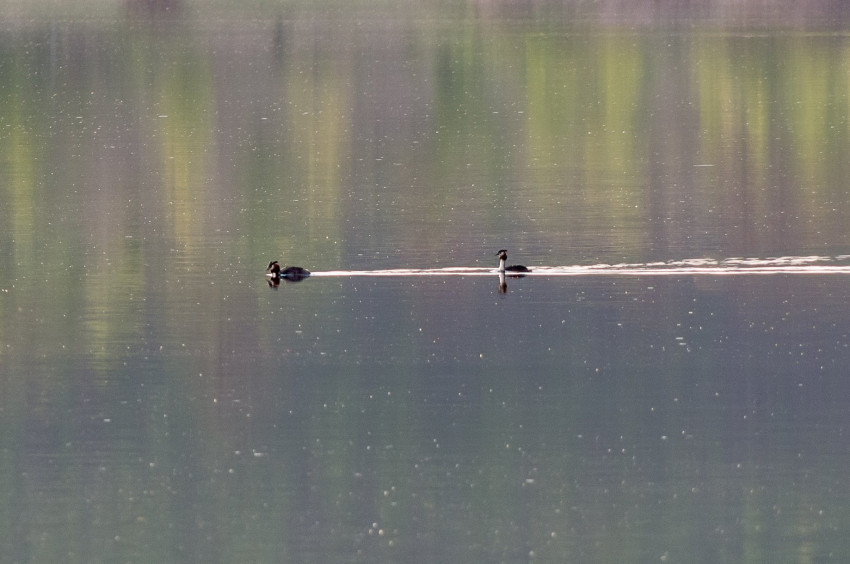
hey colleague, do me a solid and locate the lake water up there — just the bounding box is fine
[3,1,850,562]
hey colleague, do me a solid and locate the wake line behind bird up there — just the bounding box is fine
[305,255,850,277]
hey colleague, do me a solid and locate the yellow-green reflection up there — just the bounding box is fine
[1,3,850,563]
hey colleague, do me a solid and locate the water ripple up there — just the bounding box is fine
[308,255,850,277]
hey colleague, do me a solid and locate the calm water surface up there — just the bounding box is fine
[3,1,850,562]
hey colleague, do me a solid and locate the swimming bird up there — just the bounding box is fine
[496,249,531,273]
[267,260,311,282]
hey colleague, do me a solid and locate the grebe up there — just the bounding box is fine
[496,249,531,273]
[267,260,310,282]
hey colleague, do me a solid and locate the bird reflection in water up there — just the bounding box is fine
[498,271,529,294]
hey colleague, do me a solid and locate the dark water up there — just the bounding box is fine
[3,1,850,562]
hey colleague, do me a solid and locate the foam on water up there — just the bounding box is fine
[306,255,850,277]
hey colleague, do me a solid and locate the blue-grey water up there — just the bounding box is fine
[3,1,850,562]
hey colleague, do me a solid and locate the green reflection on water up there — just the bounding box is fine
[2,3,850,563]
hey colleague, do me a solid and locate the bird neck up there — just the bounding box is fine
[498,258,506,272]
